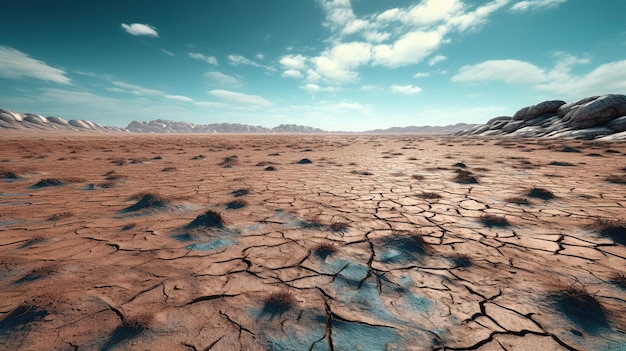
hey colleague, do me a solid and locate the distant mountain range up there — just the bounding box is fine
[0,107,475,134]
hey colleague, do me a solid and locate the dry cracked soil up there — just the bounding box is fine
[0,132,625,351]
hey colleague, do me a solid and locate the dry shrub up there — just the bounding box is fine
[480,214,509,228]
[547,284,608,334]
[505,196,530,205]
[329,222,349,233]
[313,243,338,260]
[527,187,555,200]
[225,200,247,209]
[606,174,626,184]
[590,218,626,246]
[416,192,442,199]
[261,291,295,318]
[48,212,73,221]
[453,169,478,184]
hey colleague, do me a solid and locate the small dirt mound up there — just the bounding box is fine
[296,158,312,164]
[185,210,226,229]
[121,194,169,213]
[453,169,478,184]
[560,146,581,153]
[219,156,239,168]
[480,214,509,228]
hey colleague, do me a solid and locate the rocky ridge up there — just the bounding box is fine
[454,94,626,140]
[0,108,126,132]
[365,123,477,134]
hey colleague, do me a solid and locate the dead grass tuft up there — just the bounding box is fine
[505,196,530,205]
[225,199,247,209]
[606,174,626,184]
[416,192,442,199]
[329,222,350,233]
[261,291,296,319]
[547,284,609,334]
[48,212,73,221]
[453,169,478,184]
[590,218,626,246]
[313,243,338,260]
[480,214,509,228]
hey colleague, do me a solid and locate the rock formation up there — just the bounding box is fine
[454,94,626,140]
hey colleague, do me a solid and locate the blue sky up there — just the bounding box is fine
[1,0,625,131]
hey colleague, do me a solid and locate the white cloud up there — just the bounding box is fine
[188,52,218,65]
[510,0,566,12]
[228,54,261,67]
[413,72,430,78]
[208,89,272,107]
[165,95,194,102]
[300,84,339,93]
[282,70,303,79]
[204,71,241,87]
[452,59,547,84]
[121,23,159,37]
[313,41,372,83]
[255,53,265,60]
[405,0,464,26]
[373,30,444,67]
[448,0,511,32]
[112,81,164,96]
[279,54,308,71]
[391,84,422,95]
[0,46,70,84]
[428,54,447,66]
[536,59,626,97]
[160,49,175,56]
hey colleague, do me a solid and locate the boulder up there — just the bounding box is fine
[523,100,566,121]
[548,127,613,140]
[564,94,626,129]
[501,120,525,133]
[557,96,599,117]
[486,116,512,125]
[510,126,544,138]
[606,116,626,133]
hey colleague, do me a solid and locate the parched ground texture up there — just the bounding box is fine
[0,133,625,351]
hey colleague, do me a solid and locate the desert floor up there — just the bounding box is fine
[0,133,625,351]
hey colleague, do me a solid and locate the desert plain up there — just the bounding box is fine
[0,132,625,351]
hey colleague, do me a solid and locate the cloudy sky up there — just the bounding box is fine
[1,0,624,131]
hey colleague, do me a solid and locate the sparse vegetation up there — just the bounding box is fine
[31,178,66,188]
[313,243,338,260]
[527,187,555,200]
[480,213,509,228]
[449,253,472,268]
[606,174,626,184]
[231,189,249,197]
[416,192,442,199]
[48,212,73,221]
[260,291,295,319]
[505,196,530,205]
[351,170,373,176]
[453,169,478,184]
[549,161,575,166]
[329,221,350,233]
[591,218,626,245]
[225,200,246,209]
[548,285,608,334]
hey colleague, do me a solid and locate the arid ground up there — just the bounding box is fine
[1,133,625,351]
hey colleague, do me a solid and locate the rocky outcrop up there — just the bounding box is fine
[454,94,626,140]
[0,107,126,132]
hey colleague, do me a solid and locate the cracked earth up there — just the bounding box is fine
[1,133,625,350]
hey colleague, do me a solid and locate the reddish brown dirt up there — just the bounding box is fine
[1,132,625,350]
